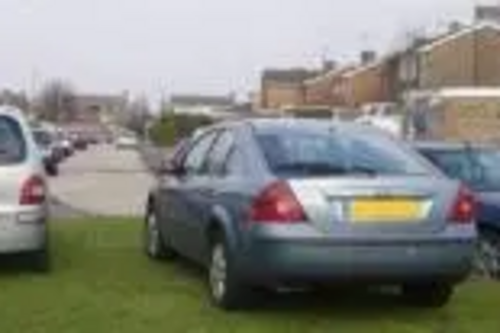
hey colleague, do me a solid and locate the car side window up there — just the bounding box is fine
[224,147,244,175]
[182,132,218,176]
[169,139,190,168]
[206,130,235,176]
[0,116,26,164]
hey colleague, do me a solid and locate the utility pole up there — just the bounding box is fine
[29,69,41,121]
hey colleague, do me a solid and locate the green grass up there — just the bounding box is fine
[1,219,500,333]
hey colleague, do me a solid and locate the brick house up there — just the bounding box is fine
[337,59,392,109]
[259,69,319,111]
[335,23,500,107]
[304,72,333,107]
[256,21,500,120]
[417,23,500,90]
[72,94,128,125]
[303,67,350,107]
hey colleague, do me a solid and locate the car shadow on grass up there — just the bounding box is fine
[0,254,45,276]
[159,257,442,319]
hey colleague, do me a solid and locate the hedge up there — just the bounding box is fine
[149,113,214,146]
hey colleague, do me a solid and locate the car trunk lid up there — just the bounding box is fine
[287,175,458,238]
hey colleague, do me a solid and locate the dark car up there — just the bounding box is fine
[145,119,475,310]
[32,129,59,176]
[71,133,88,151]
[417,142,500,278]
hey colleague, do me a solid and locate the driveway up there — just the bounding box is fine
[50,145,154,217]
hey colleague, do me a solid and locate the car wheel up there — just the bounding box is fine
[402,283,453,308]
[144,210,176,260]
[208,235,253,310]
[46,163,59,177]
[475,231,500,279]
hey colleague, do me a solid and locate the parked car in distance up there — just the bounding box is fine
[32,128,59,176]
[145,119,476,310]
[55,130,74,158]
[0,107,50,271]
[417,142,500,278]
[115,134,138,149]
[71,133,88,151]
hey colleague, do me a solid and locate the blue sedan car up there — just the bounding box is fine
[145,119,476,310]
[417,142,500,279]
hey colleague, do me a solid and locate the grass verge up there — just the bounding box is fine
[0,218,499,333]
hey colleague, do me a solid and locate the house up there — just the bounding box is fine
[335,23,500,105]
[417,23,500,90]
[259,68,319,112]
[168,94,235,117]
[303,67,343,107]
[406,88,500,143]
[391,22,500,97]
[336,55,392,109]
[61,93,128,139]
[255,14,500,121]
[72,94,128,125]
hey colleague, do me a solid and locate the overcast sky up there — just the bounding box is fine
[0,0,481,101]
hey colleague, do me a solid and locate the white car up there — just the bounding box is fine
[115,135,139,149]
[0,107,50,271]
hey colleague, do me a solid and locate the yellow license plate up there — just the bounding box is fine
[350,198,422,223]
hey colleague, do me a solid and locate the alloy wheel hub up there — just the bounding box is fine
[210,245,227,301]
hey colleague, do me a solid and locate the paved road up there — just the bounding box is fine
[50,145,154,218]
[139,144,171,174]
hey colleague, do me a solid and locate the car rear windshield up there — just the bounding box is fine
[256,128,430,177]
[421,148,500,192]
[0,116,27,165]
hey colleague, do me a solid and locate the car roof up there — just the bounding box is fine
[414,141,496,151]
[204,118,380,136]
[247,118,365,132]
[32,127,51,133]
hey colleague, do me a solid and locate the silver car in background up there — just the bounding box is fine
[145,119,476,310]
[0,107,50,271]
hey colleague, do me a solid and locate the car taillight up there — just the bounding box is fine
[448,185,475,224]
[20,175,47,206]
[249,181,306,224]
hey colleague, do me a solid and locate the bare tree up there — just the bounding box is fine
[34,79,76,122]
[125,96,151,136]
[0,89,30,110]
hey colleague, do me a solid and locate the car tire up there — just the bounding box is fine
[46,164,59,177]
[475,230,500,279]
[144,210,176,260]
[208,235,254,311]
[401,283,453,308]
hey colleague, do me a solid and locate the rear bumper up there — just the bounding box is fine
[236,237,475,286]
[0,209,48,254]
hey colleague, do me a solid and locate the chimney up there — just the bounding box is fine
[448,21,464,33]
[475,5,500,23]
[360,50,376,65]
[322,60,336,72]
